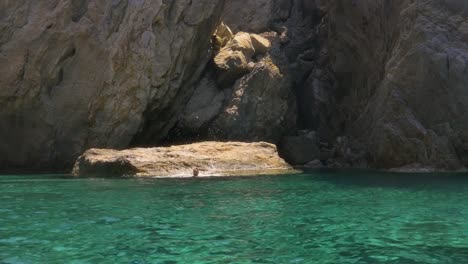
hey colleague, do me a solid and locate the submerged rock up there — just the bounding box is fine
[72,142,294,177]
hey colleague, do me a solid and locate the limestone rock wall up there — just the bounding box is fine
[220,0,468,171]
[0,0,224,171]
[366,0,468,169]
[320,0,468,169]
[1,0,467,172]
[165,1,310,145]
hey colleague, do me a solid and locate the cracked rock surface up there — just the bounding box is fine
[72,141,293,177]
[1,0,468,172]
[0,0,224,171]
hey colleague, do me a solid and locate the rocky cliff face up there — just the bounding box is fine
[320,0,468,170]
[0,0,224,171]
[1,0,467,172]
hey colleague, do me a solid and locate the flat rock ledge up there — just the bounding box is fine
[72,142,296,178]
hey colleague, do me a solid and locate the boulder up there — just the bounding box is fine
[213,32,257,84]
[225,32,256,57]
[212,22,234,50]
[250,34,271,54]
[172,32,296,144]
[213,50,251,85]
[72,142,295,177]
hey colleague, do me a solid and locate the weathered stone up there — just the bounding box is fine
[210,57,296,143]
[178,72,225,132]
[0,0,224,172]
[72,142,294,177]
[213,22,234,50]
[213,50,250,85]
[2,0,468,173]
[324,0,468,170]
[304,159,324,169]
[250,34,271,54]
[265,0,468,171]
[171,30,296,145]
[280,131,320,165]
[213,32,258,85]
[222,0,274,33]
[228,32,256,57]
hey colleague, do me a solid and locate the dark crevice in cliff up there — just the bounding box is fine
[158,0,333,155]
[59,46,76,64]
[130,1,225,148]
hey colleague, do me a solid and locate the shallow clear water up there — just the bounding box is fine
[1,170,468,264]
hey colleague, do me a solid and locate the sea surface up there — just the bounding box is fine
[1,170,468,263]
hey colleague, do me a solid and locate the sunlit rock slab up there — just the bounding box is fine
[72,142,296,178]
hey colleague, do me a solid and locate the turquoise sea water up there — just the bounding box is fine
[1,170,468,263]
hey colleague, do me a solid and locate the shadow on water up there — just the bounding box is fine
[303,168,468,189]
[0,174,73,179]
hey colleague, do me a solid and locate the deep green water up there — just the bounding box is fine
[1,171,468,264]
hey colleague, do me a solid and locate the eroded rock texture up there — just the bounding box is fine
[167,27,297,144]
[168,0,314,145]
[0,0,224,171]
[73,141,293,177]
[321,0,468,170]
[220,0,468,171]
[1,0,468,172]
